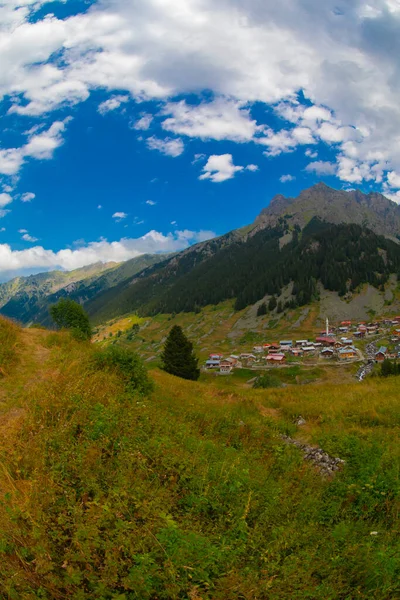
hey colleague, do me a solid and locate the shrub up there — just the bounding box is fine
[49,298,92,341]
[253,373,281,389]
[92,345,153,395]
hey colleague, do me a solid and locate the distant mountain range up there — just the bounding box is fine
[0,254,167,325]
[2,183,400,326]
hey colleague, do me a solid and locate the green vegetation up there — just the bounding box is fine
[0,316,20,374]
[161,325,200,381]
[380,358,400,377]
[0,324,399,599]
[92,345,154,395]
[256,302,267,316]
[0,254,166,326]
[50,298,92,340]
[85,220,400,323]
[253,373,281,388]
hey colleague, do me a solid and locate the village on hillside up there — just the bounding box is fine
[204,317,400,376]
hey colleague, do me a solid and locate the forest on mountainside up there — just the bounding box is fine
[87,219,400,322]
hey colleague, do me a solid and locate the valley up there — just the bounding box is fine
[0,183,400,598]
[0,318,399,599]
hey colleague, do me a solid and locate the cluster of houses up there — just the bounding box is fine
[204,317,400,375]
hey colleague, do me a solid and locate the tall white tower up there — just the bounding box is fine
[326,317,329,336]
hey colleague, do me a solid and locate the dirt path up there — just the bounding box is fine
[0,328,52,442]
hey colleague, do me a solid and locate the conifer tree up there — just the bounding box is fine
[257,302,267,316]
[268,296,277,311]
[161,325,200,381]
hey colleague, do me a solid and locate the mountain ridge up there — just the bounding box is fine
[254,182,400,238]
[2,183,400,326]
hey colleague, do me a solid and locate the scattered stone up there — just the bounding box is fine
[281,435,345,476]
[294,416,306,426]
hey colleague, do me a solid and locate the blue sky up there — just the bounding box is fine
[1,0,400,279]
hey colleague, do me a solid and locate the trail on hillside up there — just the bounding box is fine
[0,328,53,443]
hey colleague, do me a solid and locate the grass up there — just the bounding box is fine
[0,317,20,375]
[0,320,399,598]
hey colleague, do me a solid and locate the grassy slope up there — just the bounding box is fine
[0,319,399,598]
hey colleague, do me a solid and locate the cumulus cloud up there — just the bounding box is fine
[146,200,156,206]
[280,174,295,183]
[21,232,38,243]
[112,212,127,221]
[21,192,35,202]
[0,119,69,178]
[146,136,184,157]
[3,0,400,199]
[161,98,260,142]
[133,114,153,130]
[98,95,129,114]
[305,161,337,176]
[0,193,12,207]
[199,154,257,183]
[305,149,318,159]
[0,229,216,278]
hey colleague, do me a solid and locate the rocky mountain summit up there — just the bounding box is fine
[254,182,400,239]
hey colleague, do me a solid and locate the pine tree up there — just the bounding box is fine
[161,325,200,381]
[268,296,277,311]
[257,302,267,317]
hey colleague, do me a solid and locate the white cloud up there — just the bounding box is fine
[305,149,318,159]
[305,161,337,176]
[192,153,206,164]
[258,128,298,157]
[97,204,102,209]
[0,149,24,176]
[0,229,217,277]
[280,174,295,183]
[21,191,35,202]
[23,119,69,160]
[21,232,38,243]
[98,95,129,115]
[133,114,153,130]
[0,119,70,178]
[4,0,400,196]
[161,98,260,142]
[112,212,127,221]
[200,154,249,183]
[18,229,28,234]
[246,164,259,172]
[146,200,156,205]
[387,171,400,189]
[0,193,12,207]
[146,136,184,157]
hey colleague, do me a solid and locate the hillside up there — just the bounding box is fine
[87,219,400,323]
[0,254,167,325]
[0,317,399,598]
[2,183,400,328]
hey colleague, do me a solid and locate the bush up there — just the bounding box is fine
[92,345,154,395]
[50,298,92,341]
[253,373,281,389]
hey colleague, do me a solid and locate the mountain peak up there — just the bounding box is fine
[255,183,400,238]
